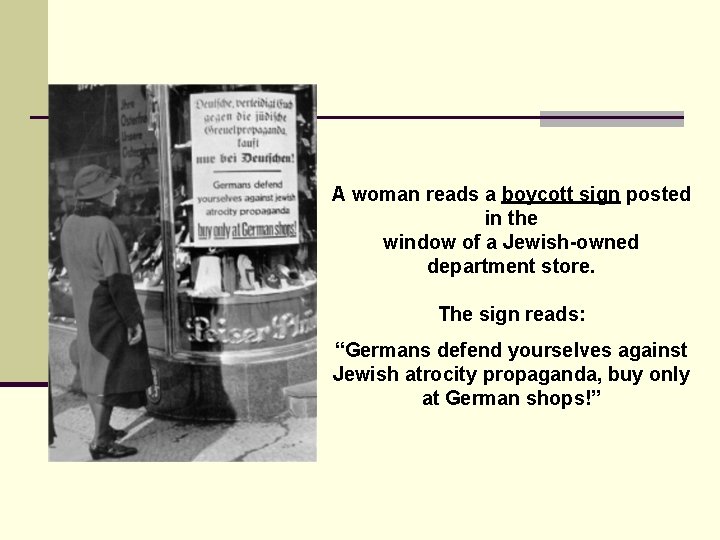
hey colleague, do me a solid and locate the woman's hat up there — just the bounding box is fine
[73,165,122,200]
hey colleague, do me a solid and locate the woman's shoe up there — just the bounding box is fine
[89,441,138,460]
[109,427,128,440]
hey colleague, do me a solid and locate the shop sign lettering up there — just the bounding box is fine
[116,85,158,182]
[184,310,316,344]
[190,91,300,247]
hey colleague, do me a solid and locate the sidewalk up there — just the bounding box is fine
[49,387,316,461]
[49,331,316,462]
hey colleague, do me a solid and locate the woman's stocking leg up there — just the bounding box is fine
[88,400,113,446]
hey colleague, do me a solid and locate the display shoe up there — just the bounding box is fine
[236,254,255,291]
[276,264,303,286]
[261,268,282,289]
[89,441,138,460]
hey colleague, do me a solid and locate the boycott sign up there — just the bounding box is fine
[190,92,299,247]
[116,85,157,183]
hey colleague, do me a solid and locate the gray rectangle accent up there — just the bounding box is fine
[540,111,683,127]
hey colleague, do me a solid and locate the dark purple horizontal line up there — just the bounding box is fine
[33,114,684,120]
[317,115,684,120]
[0,381,48,387]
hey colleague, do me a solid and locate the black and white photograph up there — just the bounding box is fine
[48,84,317,461]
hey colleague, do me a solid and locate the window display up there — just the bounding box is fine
[49,86,318,327]
[165,85,317,297]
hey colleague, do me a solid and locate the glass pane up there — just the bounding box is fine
[48,84,166,351]
[165,84,317,354]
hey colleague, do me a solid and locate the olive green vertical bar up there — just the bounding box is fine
[0,0,48,380]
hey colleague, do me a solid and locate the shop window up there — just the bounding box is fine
[163,85,317,354]
[49,85,166,352]
[48,84,317,357]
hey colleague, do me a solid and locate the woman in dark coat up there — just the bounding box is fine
[60,165,153,460]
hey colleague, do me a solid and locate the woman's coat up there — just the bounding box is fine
[60,214,152,397]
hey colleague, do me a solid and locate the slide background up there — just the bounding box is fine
[3,0,718,537]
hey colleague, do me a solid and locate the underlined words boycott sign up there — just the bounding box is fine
[190,92,299,247]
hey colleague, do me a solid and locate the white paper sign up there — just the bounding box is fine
[116,85,157,184]
[190,91,299,247]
